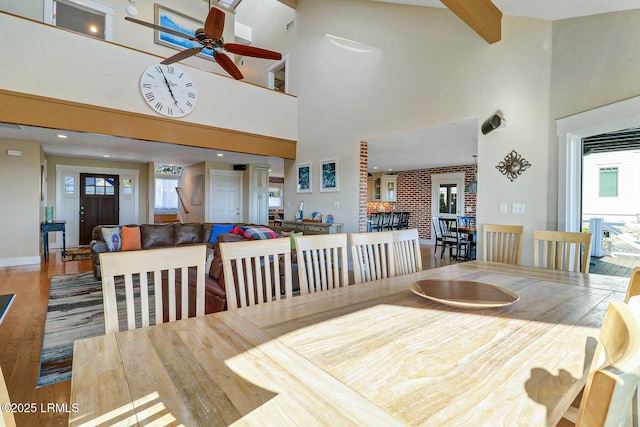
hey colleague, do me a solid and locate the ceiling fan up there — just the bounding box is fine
[125,6,282,80]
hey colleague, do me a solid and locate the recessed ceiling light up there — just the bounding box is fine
[217,153,224,157]
[373,166,378,170]
[89,25,98,33]
[57,134,67,139]
[103,154,111,158]
[388,168,393,171]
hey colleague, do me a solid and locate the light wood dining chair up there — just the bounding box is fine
[533,230,592,273]
[295,233,349,293]
[624,267,640,303]
[432,216,443,256]
[350,231,395,284]
[392,228,423,276]
[482,224,524,265]
[220,237,293,310]
[100,244,207,334]
[0,365,16,427]
[559,301,640,427]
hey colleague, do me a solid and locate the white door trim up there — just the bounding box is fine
[556,96,640,232]
[267,52,289,93]
[55,164,140,247]
[431,172,465,219]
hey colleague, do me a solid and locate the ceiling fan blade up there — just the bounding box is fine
[223,43,282,60]
[204,7,225,40]
[214,51,244,80]
[161,47,203,65]
[125,16,197,42]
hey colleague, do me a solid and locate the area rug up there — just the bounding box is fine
[61,247,91,262]
[0,294,15,324]
[38,272,156,387]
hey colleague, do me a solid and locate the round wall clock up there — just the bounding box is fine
[140,64,197,118]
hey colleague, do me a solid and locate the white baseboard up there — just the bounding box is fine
[0,256,41,267]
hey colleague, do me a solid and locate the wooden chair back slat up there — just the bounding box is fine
[392,229,422,276]
[624,267,640,303]
[482,224,524,265]
[569,301,640,426]
[220,238,292,310]
[99,245,207,334]
[350,231,395,284]
[533,230,592,273]
[0,365,16,427]
[295,234,349,293]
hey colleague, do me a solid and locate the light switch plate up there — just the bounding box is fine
[512,203,525,214]
[499,202,508,213]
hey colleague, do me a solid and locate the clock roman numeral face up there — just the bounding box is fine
[139,64,197,118]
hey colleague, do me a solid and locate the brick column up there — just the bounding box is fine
[359,141,368,232]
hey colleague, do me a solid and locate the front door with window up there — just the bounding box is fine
[79,173,119,244]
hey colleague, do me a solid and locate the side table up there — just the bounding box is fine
[42,220,66,261]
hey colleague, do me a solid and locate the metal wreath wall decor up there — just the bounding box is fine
[496,150,531,182]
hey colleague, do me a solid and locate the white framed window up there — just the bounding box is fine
[599,167,619,197]
[154,165,183,212]
[44,0,114,41]
[268,187,283,208]
[154,176,180,211]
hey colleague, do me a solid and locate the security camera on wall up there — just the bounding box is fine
[481,113,506,135]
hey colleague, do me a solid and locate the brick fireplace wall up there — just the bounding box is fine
[366,164,477,241]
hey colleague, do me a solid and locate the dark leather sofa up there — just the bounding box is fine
[207,231,300,310]
[90,222,295,314]
[90,222,221,278]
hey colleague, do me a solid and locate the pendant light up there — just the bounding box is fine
[465,155,478,193]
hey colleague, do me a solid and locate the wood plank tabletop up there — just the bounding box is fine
[69,261,626,426]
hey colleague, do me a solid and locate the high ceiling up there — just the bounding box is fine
[372,0,640,21]
[3,1,639,175]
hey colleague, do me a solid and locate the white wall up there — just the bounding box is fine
[0,11,297,141]
[0,0,235,75]
[235,0,296,87]
[0,139,41,266]
[285,0,553,264]
[550,10,640,232]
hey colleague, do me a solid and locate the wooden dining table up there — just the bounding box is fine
[69,261,627,426]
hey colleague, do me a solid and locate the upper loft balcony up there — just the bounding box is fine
[0,8,297,160]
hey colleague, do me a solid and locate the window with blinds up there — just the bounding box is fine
[599,167,618,197]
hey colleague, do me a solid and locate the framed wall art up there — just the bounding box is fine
[296,162,312,193]
[320,159,339,192]
[191,174,203,205]
[154,4,214,61]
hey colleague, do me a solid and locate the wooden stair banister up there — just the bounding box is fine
[175,187,189,214]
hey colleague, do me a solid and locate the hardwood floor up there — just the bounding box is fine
[0,245,457,426]
[0,251,92,426]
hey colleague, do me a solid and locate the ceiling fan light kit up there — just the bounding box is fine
[125,7,282,81]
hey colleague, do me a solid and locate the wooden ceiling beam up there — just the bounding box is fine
[440,0,502,44]
[276,0,298,9]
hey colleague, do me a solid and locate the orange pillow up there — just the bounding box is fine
[121,226,141,251]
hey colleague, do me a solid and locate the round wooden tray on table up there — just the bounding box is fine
[410,279,519,309]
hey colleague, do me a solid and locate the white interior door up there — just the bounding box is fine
[209,170,243,223]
